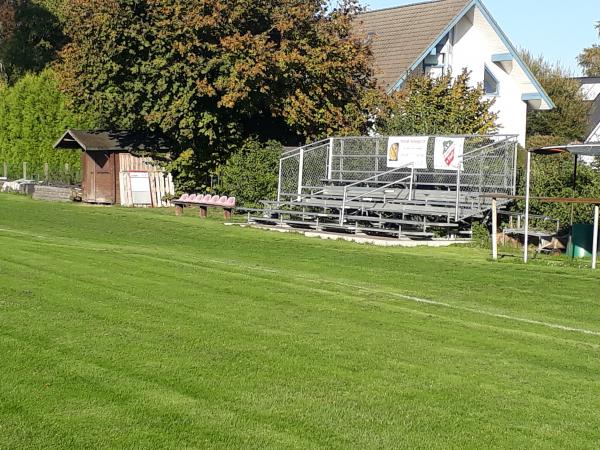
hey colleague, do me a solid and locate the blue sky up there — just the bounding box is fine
[361,0,599,75]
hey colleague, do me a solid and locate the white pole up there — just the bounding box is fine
[592,205,599,270]
[277,158,283,202]
[327,138,334,180]
[492,197,498,261]
[297,148,304,200]
[523,151,532,263]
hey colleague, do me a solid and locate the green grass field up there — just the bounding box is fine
[1,193,600,449]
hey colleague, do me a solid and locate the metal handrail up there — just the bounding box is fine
[339,163,415,225]
[281,138,331,157]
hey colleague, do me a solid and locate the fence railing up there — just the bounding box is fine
[339,163,415,225]
[277,135,519,221]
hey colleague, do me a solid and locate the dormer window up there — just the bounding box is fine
[484,66,499,95]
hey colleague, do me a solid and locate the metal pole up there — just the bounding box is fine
[492,197,498,261]
[409,165,414,201]
[512,141,518,195]
[339,186,347,225]
[375,140,379,181]
[297,148,304,200]
[455,168,461,221]
[339,140,344,181]
[568,154,579,259]
[593,205,599,270]
[277,158,283,202]
[523,151,532,263]
[327,138,334,180]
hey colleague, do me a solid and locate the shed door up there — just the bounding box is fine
[84,152,116,204]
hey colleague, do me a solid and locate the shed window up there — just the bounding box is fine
[484,66,499,95]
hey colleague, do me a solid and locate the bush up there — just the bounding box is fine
[218,139,282,207]
[0,68,94,180]
[472,221,491,248]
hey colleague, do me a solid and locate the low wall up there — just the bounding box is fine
[32,185,76,202]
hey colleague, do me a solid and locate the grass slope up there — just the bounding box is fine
[1,193,600,449]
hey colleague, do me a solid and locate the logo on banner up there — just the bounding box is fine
[434,137,464,171]
[442,140,456,167]
[386,136,428,169]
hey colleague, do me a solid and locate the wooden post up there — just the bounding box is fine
[3,162,7,179]
[44,163,49,181]
[224,208,232,220]
[199,206,208,218]
[23,161,27,179]
[492,197,498,261]
[593,205,599,270]
[175,204,183,216]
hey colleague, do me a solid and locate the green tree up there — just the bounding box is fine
[0,68,94,179]
[379,70,498,135]
[0,0,65,84]
[218,139,282,207]
[57,0,379,191]
[578,22,600,77]
[521,51,589,142]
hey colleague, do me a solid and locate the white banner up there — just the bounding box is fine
[386,136,428,169]
[434,137,465,171]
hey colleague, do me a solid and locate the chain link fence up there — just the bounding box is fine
[277,135,518,220]
[1,161,81,186]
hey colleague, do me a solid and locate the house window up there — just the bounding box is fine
[484,66,499,95]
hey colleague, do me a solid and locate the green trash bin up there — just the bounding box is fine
[567,223,600,258]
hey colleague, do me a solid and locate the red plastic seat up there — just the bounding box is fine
[216,195,228,206]
[224,197,236,207]
[188,194,197,202]
[179,193,190,201]
[207,195,220,204]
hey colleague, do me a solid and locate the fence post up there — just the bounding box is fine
[327,138,334,180]
[44,163,49,181]
[492,197,498,261]
[339,139,344,181]
[375,140,379,181]
[455,168,461,222]
[23,162,27,179]
[277,158,283,202]
[592,205,599,270]
[3,161,7,179]
[297,148,304,200]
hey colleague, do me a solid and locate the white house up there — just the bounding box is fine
[355,0,554,146]
[576,77,600,143]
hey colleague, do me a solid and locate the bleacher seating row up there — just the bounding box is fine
[241,184,497,240]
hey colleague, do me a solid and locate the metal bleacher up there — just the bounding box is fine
[245,135,518,239]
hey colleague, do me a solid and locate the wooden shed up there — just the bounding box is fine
[54,129,174,206]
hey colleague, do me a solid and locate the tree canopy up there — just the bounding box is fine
[0,68,94,178]
[578,22,600,77]
[0,0,65,84]
[521,51,589,143]
[57,0,379,190]
[378,70,498,136]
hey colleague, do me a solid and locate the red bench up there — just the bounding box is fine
[173,194,236,219]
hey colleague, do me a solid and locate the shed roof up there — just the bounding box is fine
[355,0,471,90]
[54,129,169,152]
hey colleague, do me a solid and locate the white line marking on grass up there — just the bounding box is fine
[224,262,600,338]
[3,226,599,338]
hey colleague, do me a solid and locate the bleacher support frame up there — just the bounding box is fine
[255,135,518,239]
